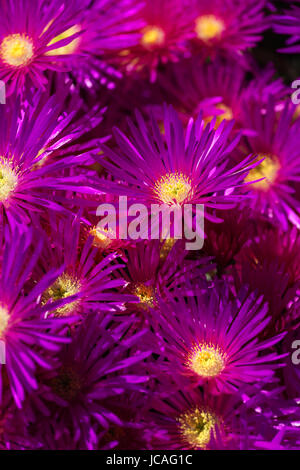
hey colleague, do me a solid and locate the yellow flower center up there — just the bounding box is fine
[90,226,115,250]
[46,25,81,56]
[141,26,165,48]
[188,343,226,378]
[0,158,18,202]
[43,273,81,317]
[160,238,176,259]
[215,103,233,122]
[0,34,34,67]
[245,154,280,190]
[0,305,9,338]
[178,407,217,449]
[195,15,225,41]
[50,366,81,401]
[133,283,155,308]
[154,172,193,205]
[204,103,234,129]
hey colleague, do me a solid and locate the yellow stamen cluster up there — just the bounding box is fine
[90,226,115,250]
[0,159,18,202]
[154,172,193,205]
[195,15,225,41]
[0,305,9,338]
[50,366,81,401]
[188,343,226,378]
[46,25,81,56]
[141,26,165,48]
[43,273,81,317]
[133,283,155,308]
[178,407,217,449]
[160,238,176,260]
[204,103,234,129]
[0,34,34,67]
[245,154,280,190]
[215,103,233,121]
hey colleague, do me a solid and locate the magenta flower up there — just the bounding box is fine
[151,286,286,393]
[158,57,288,132]
[146,385,275,450]
[0,0,143,94]
[110,0,193,81]
[0,88,99,231]
[37,215,134,318]
[114,240,211,316]
[95,105,258,225]
[0,0,297,451]
[0,0,86,94]
[237,97,300,230]
[0,227,73,408]
[22,313,151,449]
[189,0,268,64]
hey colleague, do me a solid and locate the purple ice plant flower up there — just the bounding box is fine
[0,226,75,408]
[237,97,300,230]
[0,0,143,94]
[114,239,212,316]
[150,285,286,393]
[21,313,151,449]
[0,87,100,231]
[145,384,278,450]
[188,0,269,64]
[158,57,288,133]
[95,105,259,226]
[110,0,193,82]
[36,215,135,318]
[0,0,86,94]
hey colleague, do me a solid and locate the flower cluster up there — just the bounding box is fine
[0,0,300,451]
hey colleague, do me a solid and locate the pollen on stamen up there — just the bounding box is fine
[195,15,225,41]
[43,273,81,317]
[205,103,233,128]
[245,154,280,190]
[154,172,193,205]
[46,25,81,56]
[178,407,218,449]
[0,34,34,67]
[132,283,155,309]
[187,343,226,378]
[160,238,176,260]
[0,158,18,202]
[141,26,165,48]
[0,304,10,338]
[89,226,116,250]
